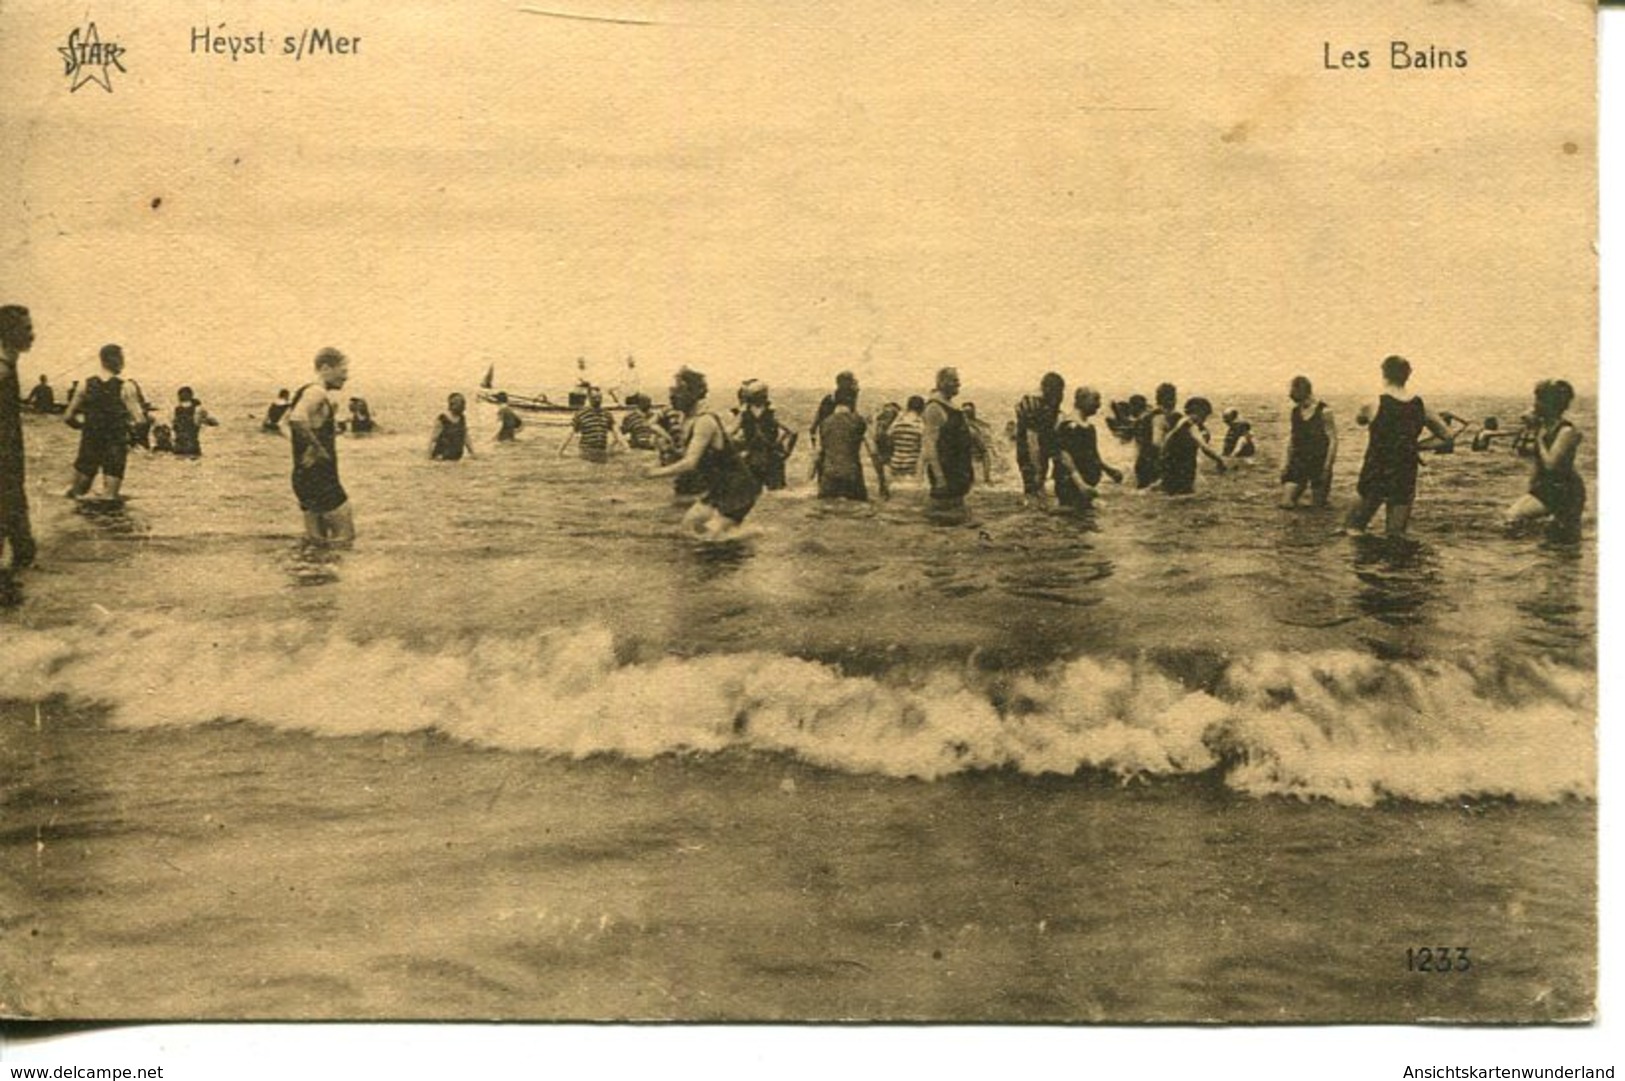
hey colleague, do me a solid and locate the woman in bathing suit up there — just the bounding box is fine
[1504,378,1584,542]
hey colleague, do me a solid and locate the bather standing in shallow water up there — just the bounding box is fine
[648,367,761,539]
[1503,378,1585,542]
[1345,354,1456,537]
[1280,375,1337,508]
[920,366,975,514]
[287,347,357,546]
[429,392,477,461]
[814,382,888,502]
[1052,386,1123,509]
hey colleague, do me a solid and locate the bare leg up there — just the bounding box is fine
[680,501,713,538]
[301,510,326,543]
[706,512,747,540]
[102,475,123,500]
[1280,482,1304,508]
[319,503,356,547]
[1504,494,1549,527]
[67,470,95,497]
[1383,501,1413,537]
[1345,494,1382,533]
[1,504,36,570]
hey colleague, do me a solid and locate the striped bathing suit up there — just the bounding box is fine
[888,412,924,475]
[572,406,612,462]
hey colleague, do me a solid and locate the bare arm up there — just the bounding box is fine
[649,415,717,478]
[63,382,89,426]
[122,381,147,425]
[920,403,945,488]
[1096,435,1124,483]
[1538,426,1581,472]
[1190,422,1227,469]
[288,393,333,464]
[1022,428,1043,477]
[1321,406,1338,477]
[1421,403,1455,445]
[1054,446,1082,486]
[862,428,890,498]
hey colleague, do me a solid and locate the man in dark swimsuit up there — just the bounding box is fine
[1346,355,1455,536]
[815,383,887,501]
[25,375,55,414]
[65,344,141,500]
[1134,384,1178,489]
[288,347,356,545]
[1014,372,1065,502]
[920,366,974,514]
[0,305,38,571]
[808,370,857,453]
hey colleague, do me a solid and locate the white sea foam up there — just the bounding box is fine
[1,615,1594,806]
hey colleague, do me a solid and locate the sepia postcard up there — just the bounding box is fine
[0,0,1598,1027]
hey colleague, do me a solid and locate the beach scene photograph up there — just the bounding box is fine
[0,0,1598,1025]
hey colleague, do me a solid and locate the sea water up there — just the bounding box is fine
[0,381,1596,1020]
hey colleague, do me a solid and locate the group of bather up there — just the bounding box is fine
[0,297,1587,569]
[424,353,1586,544]
[9,346,221,504]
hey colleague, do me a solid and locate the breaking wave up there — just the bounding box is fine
[1,614,1594,807]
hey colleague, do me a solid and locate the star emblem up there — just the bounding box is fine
[59,22,125,93]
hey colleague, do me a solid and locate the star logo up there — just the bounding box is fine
[59,22,126,93]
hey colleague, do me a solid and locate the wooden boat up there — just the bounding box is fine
[474,360,637,425]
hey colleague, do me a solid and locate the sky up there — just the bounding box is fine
[0,0,1596,398]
